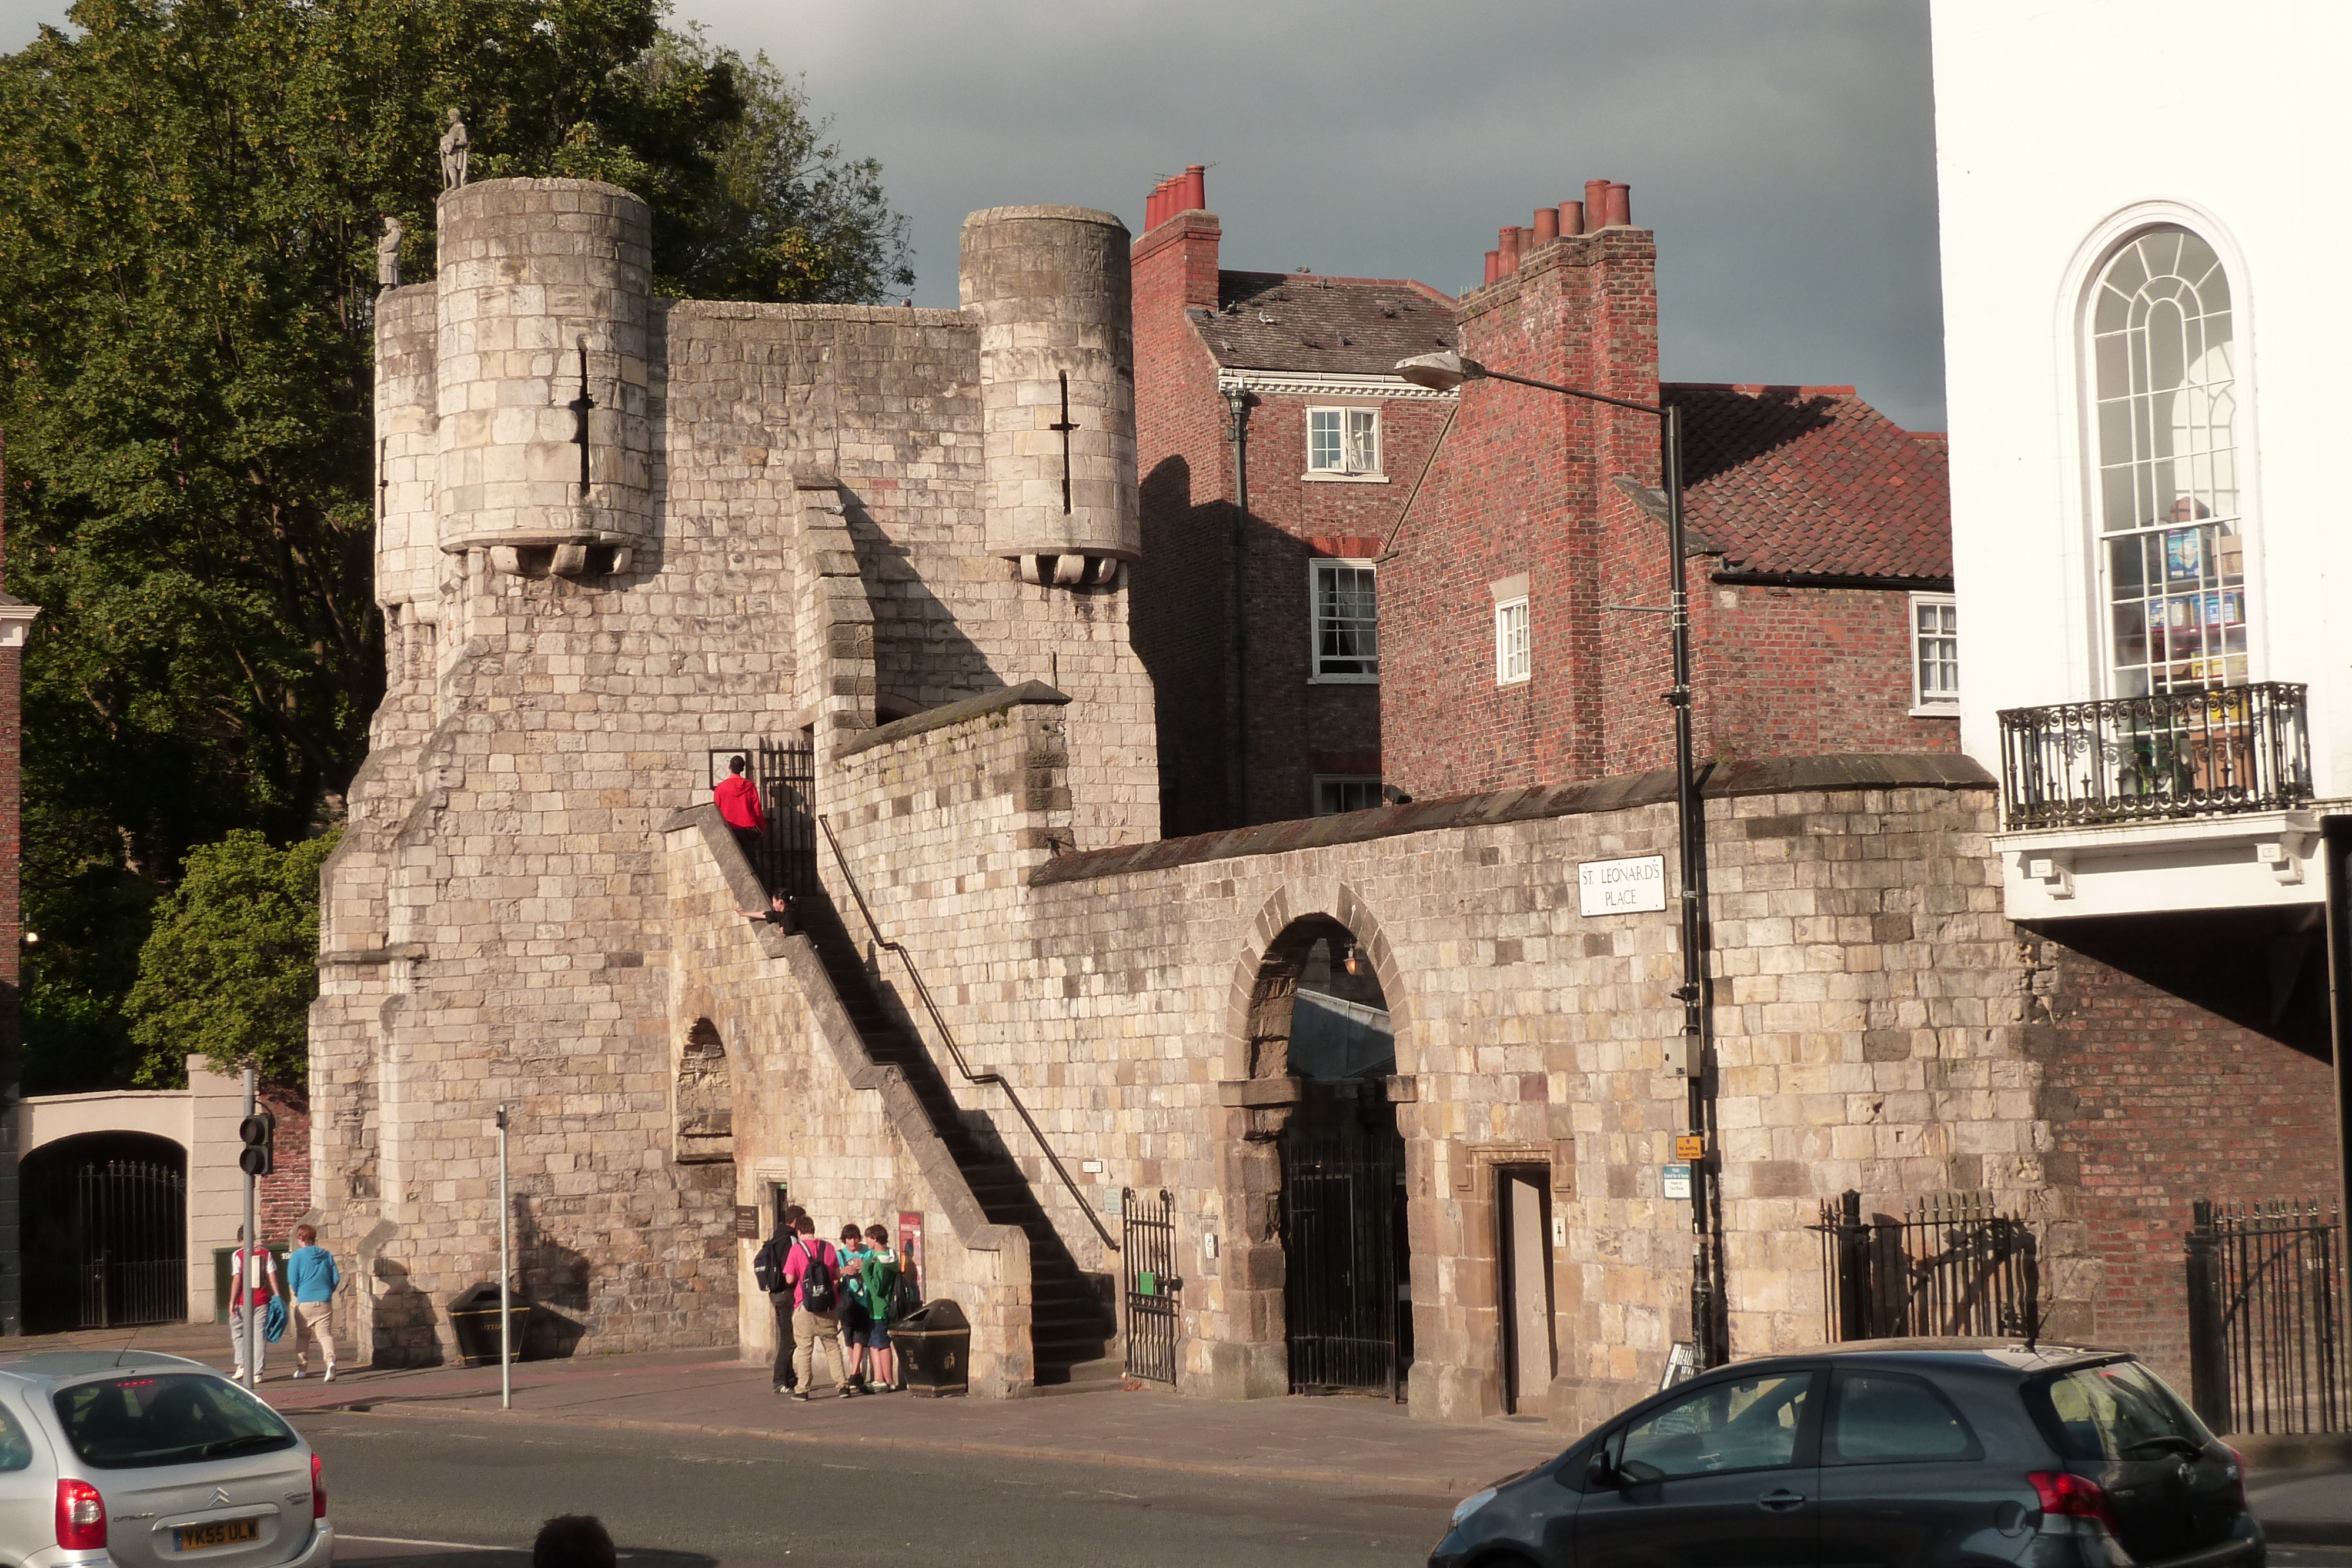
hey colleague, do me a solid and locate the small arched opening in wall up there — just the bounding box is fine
[1211,884,1411,1403]
[674,1019,735,1164]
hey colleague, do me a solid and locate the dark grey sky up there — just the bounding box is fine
[1,1,1946,427]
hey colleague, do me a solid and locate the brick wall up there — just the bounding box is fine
[1692,583,1960,758]
[2026,912,2343,1390]
[1130,212,1454,830]
[1130,214,1235,834]
[257,1085,311,1242]
[1379,228,1956,799]
[1381,228,1665,798]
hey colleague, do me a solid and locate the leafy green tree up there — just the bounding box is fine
[123,828,340,1088]
[0,0,910,1089]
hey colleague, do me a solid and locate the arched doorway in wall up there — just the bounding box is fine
[1250,914,1411,1398]
[21,1132,189,1333]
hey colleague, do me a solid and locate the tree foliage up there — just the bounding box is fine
[123,827,339,1088]
[0,0,911,1090]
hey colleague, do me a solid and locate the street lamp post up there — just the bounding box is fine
[1397,350,1722,1366]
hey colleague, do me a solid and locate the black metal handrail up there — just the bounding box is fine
[816,813,1117,1253]
[1998,681,2312,830]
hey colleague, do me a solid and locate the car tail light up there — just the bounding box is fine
[311,1451,326,1519]
[55,1479,106,1552]
[2225,1446,2246,1509]
[2029,1470,2120,1532]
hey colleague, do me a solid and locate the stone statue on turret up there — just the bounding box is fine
[439,109,469,190]
[376,216,403,289]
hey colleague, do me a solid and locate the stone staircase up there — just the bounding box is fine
[796,890,1118,1388]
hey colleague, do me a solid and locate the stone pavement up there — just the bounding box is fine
[2247,1467,2352,1548]
[34,1325,1563,1498]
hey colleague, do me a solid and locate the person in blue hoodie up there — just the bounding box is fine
[285,1225,342,1382]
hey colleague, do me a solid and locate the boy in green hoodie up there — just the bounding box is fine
[860,1225,901,1390]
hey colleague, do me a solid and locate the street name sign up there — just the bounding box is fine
[1579,855,1666,916]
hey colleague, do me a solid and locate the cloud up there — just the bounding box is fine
[0,0,1946,426]
[691,0,1945,427]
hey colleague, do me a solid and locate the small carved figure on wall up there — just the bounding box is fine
[376,216,403,289]
[439,109,469,190]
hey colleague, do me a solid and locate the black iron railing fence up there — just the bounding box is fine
[1997,682,2311,830]
[1813,1190,2040,1342]
[2186,1198,2346,1436]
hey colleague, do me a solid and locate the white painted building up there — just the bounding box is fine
[1933,0,2350,922]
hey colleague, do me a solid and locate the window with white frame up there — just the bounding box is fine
[2090,226,2249,696]
[1910,592,1958,709]
[1314,776,1384,815]
[1307,407,1381,476]
[1495,597,1531,685]
[1311,560,1379,681]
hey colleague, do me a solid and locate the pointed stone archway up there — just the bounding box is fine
[1192,880,1415,1400]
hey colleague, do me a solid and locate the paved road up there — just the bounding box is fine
[307,1409,1455,1568]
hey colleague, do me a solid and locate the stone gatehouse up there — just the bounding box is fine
[313,176,2340,1428]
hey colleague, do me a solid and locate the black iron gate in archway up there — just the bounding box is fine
[24,1151,187,1333]
[1281,1095,1408,1398]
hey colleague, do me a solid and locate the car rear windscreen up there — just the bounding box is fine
[2025,1360,2214,1462]
[52,1373,296,1469]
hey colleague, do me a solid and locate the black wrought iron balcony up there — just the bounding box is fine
[1999,682,2313,830]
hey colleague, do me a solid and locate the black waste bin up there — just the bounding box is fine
[448,1283,530,1368]
[888,1298,970,1398]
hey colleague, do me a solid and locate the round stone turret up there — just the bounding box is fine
[433,179,653,576]
[960,206,1138,586]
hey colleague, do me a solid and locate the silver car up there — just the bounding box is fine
[0,1351,330,1568]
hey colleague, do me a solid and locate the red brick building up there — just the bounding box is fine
[1378,195,1961,798]
[1133,172,1959,830]
[1130,168,1458,834]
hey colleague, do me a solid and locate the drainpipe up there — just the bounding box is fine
[1227,385,1255,825]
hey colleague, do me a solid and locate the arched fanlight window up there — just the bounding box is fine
[2092,226,2247,696]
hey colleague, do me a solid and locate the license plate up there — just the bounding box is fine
[173,1518,260,1552]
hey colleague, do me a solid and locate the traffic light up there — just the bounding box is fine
[238,1112,275,1178]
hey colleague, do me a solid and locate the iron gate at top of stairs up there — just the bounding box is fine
[705,740,816,899]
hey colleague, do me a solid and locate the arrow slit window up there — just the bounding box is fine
[2090,227,2249,696]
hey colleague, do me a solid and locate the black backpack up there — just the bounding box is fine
[794,1239,836,1312]
[752,1235,786,1295]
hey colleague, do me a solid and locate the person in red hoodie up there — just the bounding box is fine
[714,755,766,875]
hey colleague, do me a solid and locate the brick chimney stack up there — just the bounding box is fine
[1133,163,1221,312]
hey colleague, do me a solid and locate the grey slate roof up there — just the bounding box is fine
[1192,271,1456,376]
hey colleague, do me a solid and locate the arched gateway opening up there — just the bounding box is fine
[1244,913,1411,1398]
[21,1132,188,1333]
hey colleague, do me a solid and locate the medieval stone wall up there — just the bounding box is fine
[314,182,1154,1365]
[802,697,2068,1430]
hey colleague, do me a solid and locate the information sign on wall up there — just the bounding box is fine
[1579,855,1667,916]
[1661,1163,1693,1201]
